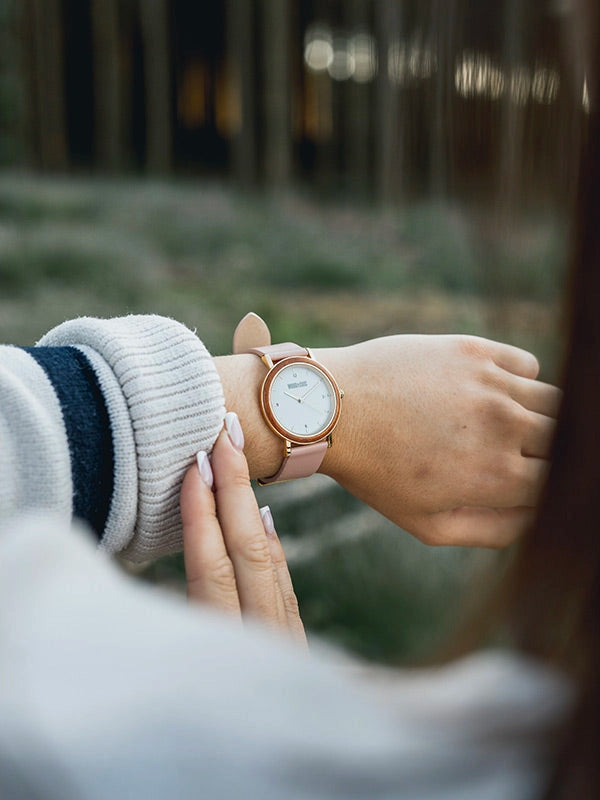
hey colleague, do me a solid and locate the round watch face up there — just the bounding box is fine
[262,357,341,443]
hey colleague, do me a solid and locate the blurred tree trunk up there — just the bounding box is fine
[485,0,532,335]
[261,0,292,187]
[344,0,370,193]
[91,0,123,171]
[226,0,256,185]
[375,0,402,204]
[29,0,67,170]
[119,0,138,169]
[19,0,39,167]
[428,0,456,198]
[315,0,338,193]
[498,0,529,212]
[139,0,172,173]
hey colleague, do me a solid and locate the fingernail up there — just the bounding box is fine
[224,411,245,451]
[196,450,213,489]
[259,505,276,538]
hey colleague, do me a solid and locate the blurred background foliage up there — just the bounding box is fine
[0,0,582,663]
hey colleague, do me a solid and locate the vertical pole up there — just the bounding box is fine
[31,0,67,170]
[484,0,530,337]
[428,0,455,199]
[18,0,39,166]
[139,0,172,173]
[91,0,123,170]
[498,0,527,211]
[261,0,292,187]
[344,0,370,193]
[374,0,401,203]
[225,0,256,185]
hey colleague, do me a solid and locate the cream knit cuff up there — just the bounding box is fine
[39,315,226,562]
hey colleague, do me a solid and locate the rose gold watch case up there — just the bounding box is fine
[259,356,343,445]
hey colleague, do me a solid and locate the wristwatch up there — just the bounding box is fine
[233,312,344,485]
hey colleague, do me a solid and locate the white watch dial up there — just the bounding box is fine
[269,363,336,437]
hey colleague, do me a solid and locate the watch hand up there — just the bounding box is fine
[284,390,302,403]
[300,382,319,402]
[302,400,323,415]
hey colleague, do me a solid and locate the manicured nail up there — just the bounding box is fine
[196,450,213,489]
[259,505,276,538]
[224,411,245,451]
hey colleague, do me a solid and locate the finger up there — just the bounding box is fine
[180,452,241,618]
[212,413,281,627]
[521,411,557,459]
[505,374,563,418]
[257,509,287,629]
[486,340,540,379]
[260,506,307,647]
[271,568,288,629]
[512,456,551,506]
[420,506,536,548]
[461,454,550,509]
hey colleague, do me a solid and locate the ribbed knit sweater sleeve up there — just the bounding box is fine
[0,315,225,562]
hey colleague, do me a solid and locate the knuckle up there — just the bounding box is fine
[530,353,540,375]
[419,531,443,547]
[207,553,237,589]
[224,471,253,492]
[477,394,518,430]
[544,385,563,417]
[495,452,523,484]
[414,521,445,547]
[486,396,528,431]
[239,533,272,566]
[282,589,300,615]
[513,404,531,432]
[458,335,489,361]
[474,392,503,422]
[477,362,504,391]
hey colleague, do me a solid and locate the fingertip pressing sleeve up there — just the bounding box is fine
[38,315,226,562]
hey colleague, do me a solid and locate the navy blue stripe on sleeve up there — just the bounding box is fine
[24,346,115,540]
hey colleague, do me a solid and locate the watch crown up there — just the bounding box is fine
[340,389,345,399]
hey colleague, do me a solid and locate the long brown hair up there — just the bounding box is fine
[494,4,600,795]
[439,4,600,795]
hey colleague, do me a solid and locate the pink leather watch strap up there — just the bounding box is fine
[258,440,329,485]
[248,343,308,362]
[232,312,270,354]
[252,342,327,483]
[232,313,333,484]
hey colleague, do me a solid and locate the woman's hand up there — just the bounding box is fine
[180,412,307,646]
[317,334,560,548]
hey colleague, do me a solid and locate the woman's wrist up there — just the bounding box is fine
[213,345,355,483]
[213,353,282,479]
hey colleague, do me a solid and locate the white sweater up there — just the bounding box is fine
[0,316,572,799]
[0,315,225,561]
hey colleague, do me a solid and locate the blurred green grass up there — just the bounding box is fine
[0,172,566,663]
[0,173,565,352]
